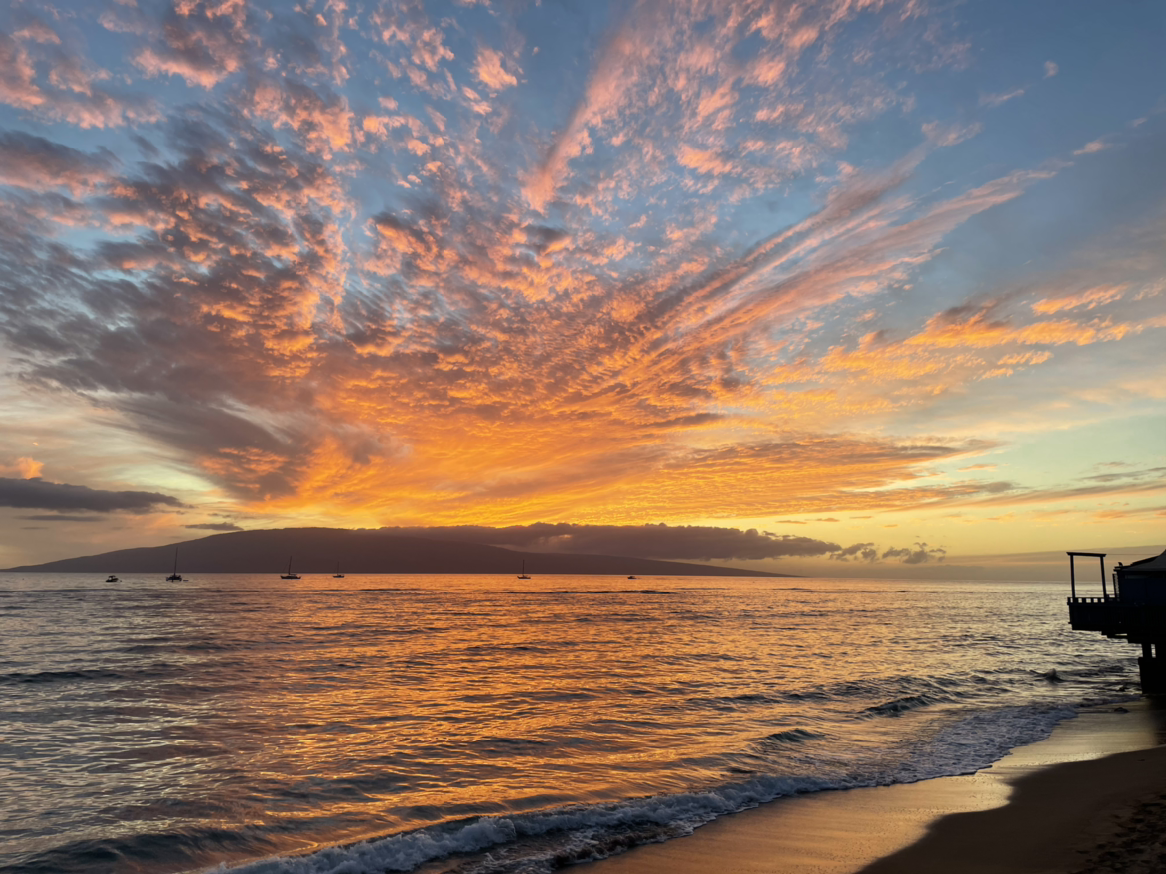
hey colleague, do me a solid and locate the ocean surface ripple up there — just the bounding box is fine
[0,574,1135,874]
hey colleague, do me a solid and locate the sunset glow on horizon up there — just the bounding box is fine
[0,0,1163,574]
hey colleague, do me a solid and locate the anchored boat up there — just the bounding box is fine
[165,548,183,581]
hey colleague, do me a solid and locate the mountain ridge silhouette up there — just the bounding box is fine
[3,527,792,576]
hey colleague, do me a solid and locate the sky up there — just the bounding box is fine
[0,0,1163,576]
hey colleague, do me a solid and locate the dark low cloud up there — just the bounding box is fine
[831,542,879,562]
[185,522,243,531]
[0,477,183,512]
[381,523,841,561]
[0,130,116,193]
[979,481,1018,494]
[18,514,105,523]
[882,542,947,564]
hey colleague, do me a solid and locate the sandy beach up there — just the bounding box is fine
[582,701,1166,874]
[859,743,1166,874]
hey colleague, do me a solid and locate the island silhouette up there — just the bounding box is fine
[3,527,790,577]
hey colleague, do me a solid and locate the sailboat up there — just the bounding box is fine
[517,560,531,580]
[165,548,183,581]
[281,556,300,580]
[333,560,344,579]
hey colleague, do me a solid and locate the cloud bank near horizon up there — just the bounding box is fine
[146,521,945,565]
[380,522,848,561]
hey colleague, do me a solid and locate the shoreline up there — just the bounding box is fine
[859,740,1166,873]
[579,700,1166,874]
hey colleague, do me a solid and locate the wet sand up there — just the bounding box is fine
[582,702,1166,874]
[859,742,1166,874]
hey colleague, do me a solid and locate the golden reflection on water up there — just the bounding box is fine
[167,578,1052,819]
[3,574,1125,874]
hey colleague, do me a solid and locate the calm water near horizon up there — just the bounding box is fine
[0,573,1137,874]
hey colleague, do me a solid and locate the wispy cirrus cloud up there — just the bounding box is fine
[979,88,1025,108]
[1073,139,1110,156]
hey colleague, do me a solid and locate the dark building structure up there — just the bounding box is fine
[1067,549,1166,694]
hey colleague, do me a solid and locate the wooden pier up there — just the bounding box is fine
[1066,549,1166,694]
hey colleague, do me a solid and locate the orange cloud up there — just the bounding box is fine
[0,458,45,479]
[1031,284,1126,314]
[808,300,1143,398]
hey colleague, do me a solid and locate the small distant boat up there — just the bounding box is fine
[333,560,344,579]
[517,560,531,580]
[627,575,638,580]
[281,556,300,580]
[106,574,119,583]
[165,548,183,581]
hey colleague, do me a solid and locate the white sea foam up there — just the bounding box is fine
[218,703,1085,874]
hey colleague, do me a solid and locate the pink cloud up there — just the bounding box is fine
[250,79,355,157]
[1073,140,1109,156]
[0,26,157,128]
[0,131,116,195]
[475,46,517,90]
[130,0,251,88]
[13,19,61,45]
[677,145,736,176]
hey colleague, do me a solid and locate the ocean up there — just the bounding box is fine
[0,573,1135,874]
